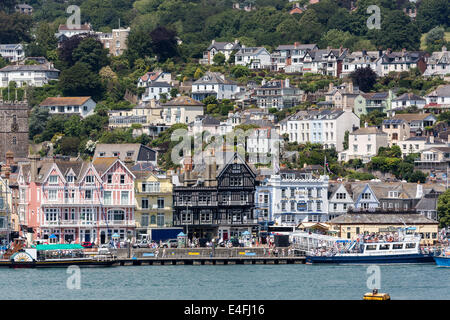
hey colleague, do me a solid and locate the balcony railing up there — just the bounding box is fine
[42,220,136,227]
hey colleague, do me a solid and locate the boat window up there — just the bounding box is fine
[392,244,403,250]
[379,244,390,250]
[365,245,377,250]
[405,243,416,249]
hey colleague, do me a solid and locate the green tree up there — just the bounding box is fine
[72,37,109,72]
[437,189,450,227]
[370,10,421,50]
[416,0,450,33]
[212,52,226,66]
[58,62,105,101]
[0,11,32,43]
[29,107,50,140]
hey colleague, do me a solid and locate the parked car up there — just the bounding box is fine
[162,239,178,248]
[133,241,150,248]
[81,241,94,248]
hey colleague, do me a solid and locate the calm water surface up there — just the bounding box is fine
[0,264,448,300]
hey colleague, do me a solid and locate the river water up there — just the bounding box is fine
[0,264,448,300]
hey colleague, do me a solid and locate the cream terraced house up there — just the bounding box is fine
[160,96,204,125]
[132,165,173,237]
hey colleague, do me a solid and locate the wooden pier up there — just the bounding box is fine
[114,256,306,266]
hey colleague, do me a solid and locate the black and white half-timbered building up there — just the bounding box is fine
[173,152,258,241]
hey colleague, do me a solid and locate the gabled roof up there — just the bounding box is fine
[207,41,241,51]
[193,71,237,85]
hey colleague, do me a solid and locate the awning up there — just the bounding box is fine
[34,244,84,251]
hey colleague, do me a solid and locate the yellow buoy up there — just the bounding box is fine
[363,289,391,300]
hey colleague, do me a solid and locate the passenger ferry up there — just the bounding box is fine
[305,227,435,264]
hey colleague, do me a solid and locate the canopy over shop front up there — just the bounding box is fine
[34,244,84,251]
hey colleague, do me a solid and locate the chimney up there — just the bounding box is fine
[184,156,193,186]
[285,78,290,88]
[328,82,334,92]
[378,49,383,58]
[429,135,434,144]
[294,42,300,48]
[212,39,215,45]
[442,46,447,52]
[416,182,423,198]
[6,151,14,166]
[364,122,368,128]
[29,154,40,183]
[348,81,353,93]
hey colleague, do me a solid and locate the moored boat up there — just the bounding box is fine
[433,248,450,267]
[3,244,116,268]
[306,227,435,264]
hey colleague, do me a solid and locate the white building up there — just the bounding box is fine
[425,84,450,111]
[0,44,25,62]
[399,136,447,157]
[55,23,93,39]
[142,82,172,102]
[392,93,426,110]
[39,96,96,118]
[255,170,330,225]
[341,50,381,78]
[160,96,204,125]
[339,126,388,163]
[191,72,240,101]
[246,126,280,165]
[327,183,355,220]
[235,47,272,69]
[200,39,241,65]
[423,47,450,77]
[138,70,172,88]
[279,109,360,152]
[271,43,317,72]
[377,50,427,77]
[0,63,59,87]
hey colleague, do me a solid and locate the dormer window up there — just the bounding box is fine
[49,175,58,184]
[86,175,94,184]
[67,175,74,183]
[389,191,399,198]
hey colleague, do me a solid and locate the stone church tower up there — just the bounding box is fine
[0,90,29,163]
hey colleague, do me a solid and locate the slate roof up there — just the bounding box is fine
[329,213,438,224]
[162,96,204,107]
[0,64,59,72]
[393,93,425,102]
[427,85,450,98]
[193,72,236,85]
[351,127,386,135]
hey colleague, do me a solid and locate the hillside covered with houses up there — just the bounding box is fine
[0,0,449,245]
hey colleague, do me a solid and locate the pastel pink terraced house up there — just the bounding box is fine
[17,155,135,245]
